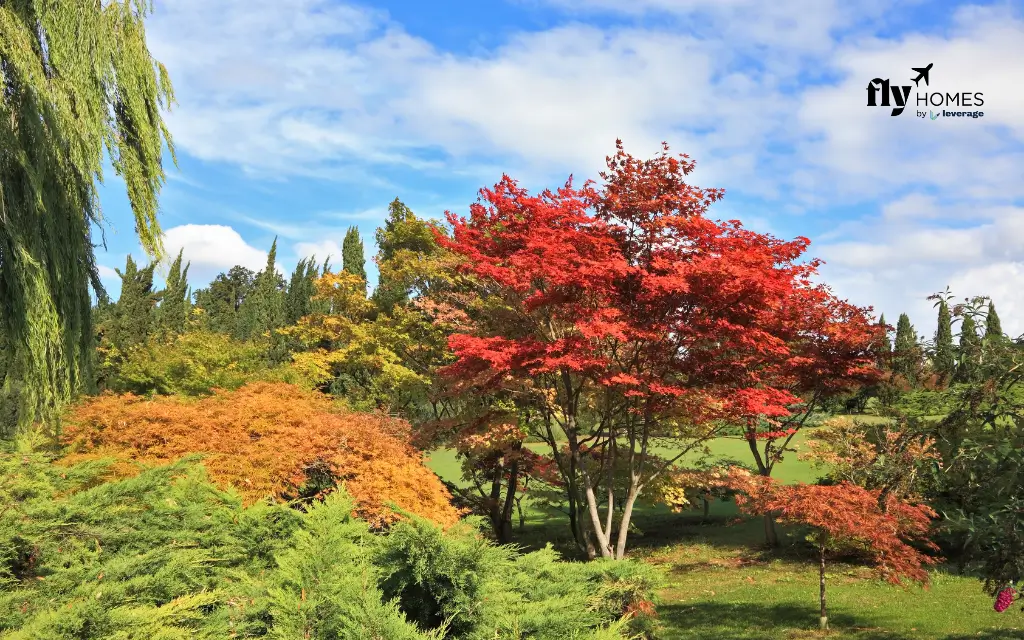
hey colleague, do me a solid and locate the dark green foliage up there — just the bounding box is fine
[377,517,660,639]
[109,256,158,352]
[0,441,656,638]
[342,226,367,285]
[236,239,285,341]
[929,332,1024,593]
[877,314,892,365]
[193,265,257,334]
[985,301,1004,341]
[893,313,920,383]
[284,257,320,325]
[156,250,191,335]
[955,315,982,384]
[933,301,955,382]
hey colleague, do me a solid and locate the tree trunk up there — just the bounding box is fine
[763,513,779,547]
[702,495,710,523]
[497,453,520,544]
[819,540,828,631]
[613,483,641,559]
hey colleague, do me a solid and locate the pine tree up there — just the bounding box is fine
[985,301,1003,340]
[157,250,191,335]
[933,301,955,382]
[0,0,175,432]
[955,315,982,383]
[110,256,158,352]
[237,239,285,340]
[342,226,367,284]
[893,313,919,383]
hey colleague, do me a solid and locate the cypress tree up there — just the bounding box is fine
[0,0,175,432]
[893,313,919,382]
[955,315,982,383]
[876,314,892,368]
[238,239,285,339]
[157,249,190,335]
[110,256,157,352]
[285,257,320,325]
[933,301,955,381]
[342,227,367,284]
[985,301,1003,340]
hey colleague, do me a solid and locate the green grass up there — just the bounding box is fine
[424,424,1024,639]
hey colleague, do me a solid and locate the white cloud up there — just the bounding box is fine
[293,240,344,266]
[817,202,1024,336]
[160,224,270,284]
[96,264,119,281]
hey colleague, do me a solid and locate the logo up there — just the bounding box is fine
[866,64,985,119]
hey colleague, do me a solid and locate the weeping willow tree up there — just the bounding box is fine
[0,0,174,436]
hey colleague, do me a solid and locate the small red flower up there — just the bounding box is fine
[994,587,1016,613]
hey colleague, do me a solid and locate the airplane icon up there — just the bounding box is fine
[911,63,933,87]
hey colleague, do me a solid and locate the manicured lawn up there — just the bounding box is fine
[424,424,1024,639]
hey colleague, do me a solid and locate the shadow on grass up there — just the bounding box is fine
[657,600,919,639]
[656,601,1024,640]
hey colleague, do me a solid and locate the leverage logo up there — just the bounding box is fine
[866,64,985,119]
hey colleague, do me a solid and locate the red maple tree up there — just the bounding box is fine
[729,469,939,630]
[437,140,878,558]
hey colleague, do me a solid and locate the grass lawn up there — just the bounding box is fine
[424,423,1024,639]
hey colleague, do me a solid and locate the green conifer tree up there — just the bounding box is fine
[237,239,285,340]
[0,0,175,432]
[285,257,321,325]
[342,226,367,285]
[876,314,892,368]
[893,313,919,383]
[955,315,982,383]
[110,256,158,352]
[157,249,190,335]
[985,301,1003,340]
[933,301,955,382]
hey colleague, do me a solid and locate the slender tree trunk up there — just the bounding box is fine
[763,513,779,547]
[497,451,521,544]
[702,495,710,523]
[819,539,828,631]
[614,482,641,559]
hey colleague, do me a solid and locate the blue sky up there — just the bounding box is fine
[96,0,1024,335]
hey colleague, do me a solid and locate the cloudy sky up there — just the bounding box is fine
[94,0,1024,336]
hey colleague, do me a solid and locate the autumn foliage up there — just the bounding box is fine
[59,382,461,527]
[433,140,879,557]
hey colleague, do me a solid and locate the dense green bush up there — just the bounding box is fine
[0,435,660,639]
[98,330,306,397]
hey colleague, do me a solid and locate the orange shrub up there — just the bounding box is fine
[60,382,461,527]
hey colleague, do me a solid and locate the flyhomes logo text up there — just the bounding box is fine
[866,63,985,119]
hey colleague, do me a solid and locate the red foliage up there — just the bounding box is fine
[60,382,462,527]
[437,139,878,433]
[731,470,940,586]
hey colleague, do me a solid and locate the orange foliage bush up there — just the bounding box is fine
[60,382,461,527]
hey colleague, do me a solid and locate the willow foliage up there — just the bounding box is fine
[0,0,174,434]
